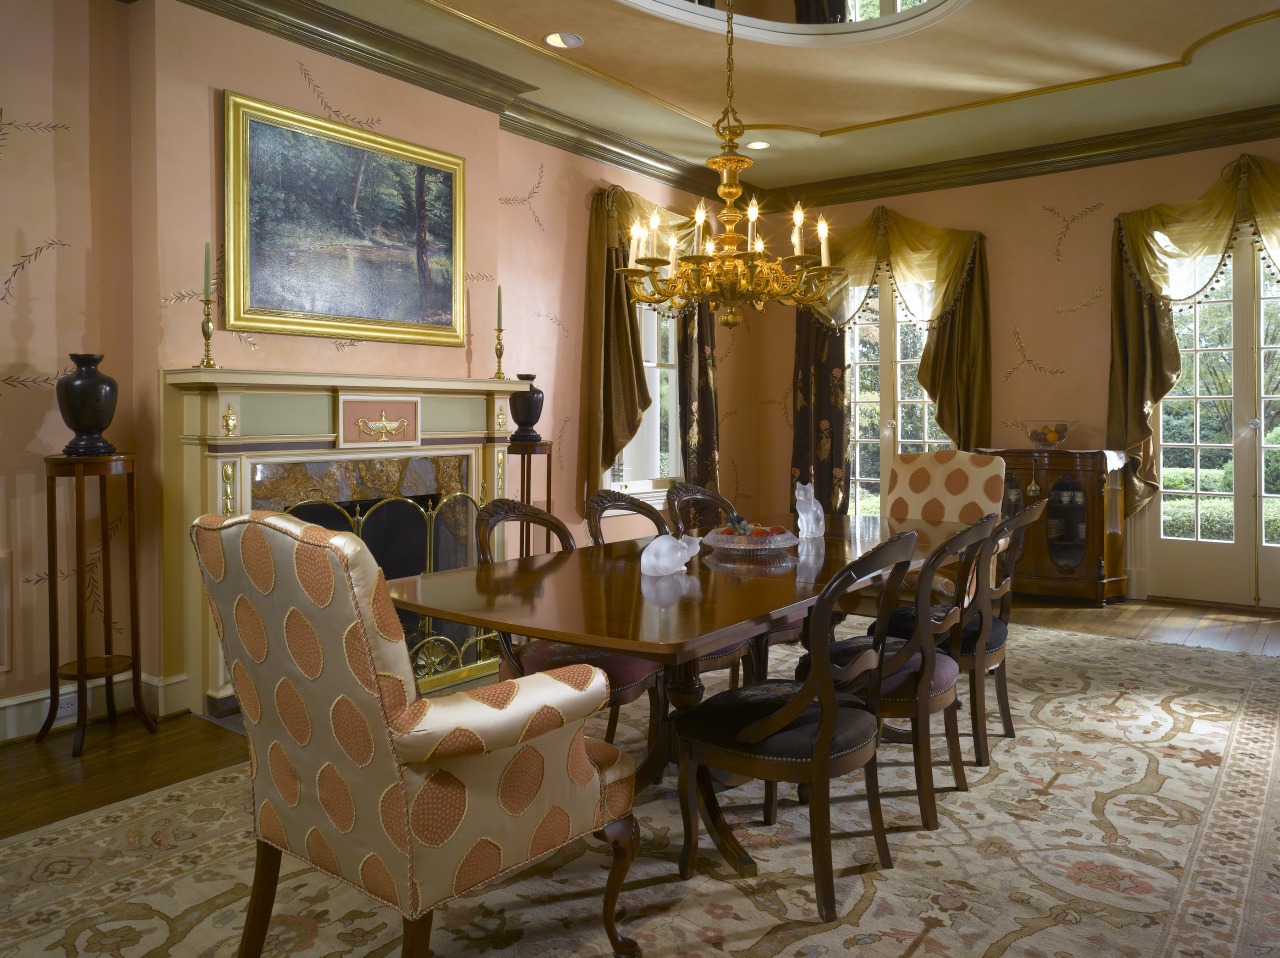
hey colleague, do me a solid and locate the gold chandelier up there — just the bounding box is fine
[619,0,842,329]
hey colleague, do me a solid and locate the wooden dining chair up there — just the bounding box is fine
[880,499,1046,765]
[674,532,918,922]
[665,482,805,679]
[476,498,667,766]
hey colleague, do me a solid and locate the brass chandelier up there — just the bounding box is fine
[619,0,842,329]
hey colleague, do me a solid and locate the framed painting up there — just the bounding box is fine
[224,91,465,346]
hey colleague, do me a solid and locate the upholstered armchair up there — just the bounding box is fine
[190,511,640,958]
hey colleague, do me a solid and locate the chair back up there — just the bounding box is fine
[189,512,419,912]
[585,489,670,545]
[738,532,918,756]
[666,481,736,536]
[475,499,575,562]
[989,498,1047,624]
[886,451,1005,524]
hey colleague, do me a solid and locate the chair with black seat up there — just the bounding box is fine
[880,499,1046,766]
[665,482,806,679]
[804,515,996,830]
[477,498,667,767]
[674,532,917,922]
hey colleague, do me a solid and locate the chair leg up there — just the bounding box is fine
[750,634,769,683]
[400,912,433,957]
[595,815,640,957]
[677,749,700,880]
[994,660,1016,738]
[237,841,281,958]
[763,780,778,825]
[604,704,620,744]
[968,667,990,767]
[729,659,741,689]
[864,756,893,869]
[695,764,757,878]
[910,716,939,830]
[945,703,968,792]
[808,778,837,922]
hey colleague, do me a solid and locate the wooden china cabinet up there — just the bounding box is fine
[989,448,1128,605]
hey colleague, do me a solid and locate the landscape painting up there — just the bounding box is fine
[224,92,465,345]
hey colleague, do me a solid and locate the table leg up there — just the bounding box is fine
[72,468,88,758]
[36,474,59,743]
[127,467,156,733]
[100,474,118,724]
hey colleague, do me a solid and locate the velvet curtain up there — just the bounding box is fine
[791,309,852,514]
[677,302,722,492]
[1107,153,1280,516]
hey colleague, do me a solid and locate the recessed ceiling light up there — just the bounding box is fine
[544,32,584,49]
[745,141,771,150]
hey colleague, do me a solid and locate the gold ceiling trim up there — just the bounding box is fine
[743,11,1280,140]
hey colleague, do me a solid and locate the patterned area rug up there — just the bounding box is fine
[2,625,1278,957]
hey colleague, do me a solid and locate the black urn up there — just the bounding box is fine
[56,354,118,457]
[509,373,545,442]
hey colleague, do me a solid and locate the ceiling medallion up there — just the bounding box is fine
[618,0,841,329]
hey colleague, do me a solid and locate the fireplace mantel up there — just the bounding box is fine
[161,368,527,715]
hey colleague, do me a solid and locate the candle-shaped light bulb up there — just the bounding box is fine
[792,203,804,228]
[792,204,804,255]
[638,226,649,262]
[668,232,678,274]
[694,201,707,255]
[705,237,716,257]
[817,216,830,267]
[746,197,758,251]
[791,226,801,257]
[754,236,764,253]
[629,223,641,268]
[648,210,660,257]
[203,241,211,301]
[497,284,503,330]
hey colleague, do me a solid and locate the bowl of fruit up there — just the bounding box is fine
[1018,420,1078,449]
[702,515,799,559]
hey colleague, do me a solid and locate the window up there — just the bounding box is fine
[849,0,929,22]
[611,305,682,502]
[847,275,945,519]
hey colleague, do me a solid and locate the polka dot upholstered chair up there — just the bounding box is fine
[885,450,1006,524]
[190,511,640,958]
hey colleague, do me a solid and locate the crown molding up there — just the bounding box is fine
[500,102,720,198]
[769,103,1280,208]
[177,0,536,113]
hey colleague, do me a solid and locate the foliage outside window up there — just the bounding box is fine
[612,306,682,497]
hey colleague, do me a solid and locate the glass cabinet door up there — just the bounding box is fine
[1045,478,1086,570]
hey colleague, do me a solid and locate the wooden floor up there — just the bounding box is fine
[2,596,1277,841]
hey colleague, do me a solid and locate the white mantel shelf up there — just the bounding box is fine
[164,367,529,395]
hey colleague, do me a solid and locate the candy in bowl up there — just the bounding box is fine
[1017,420,1078,449]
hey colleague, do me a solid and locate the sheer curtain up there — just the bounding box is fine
[1107,153,1280,515]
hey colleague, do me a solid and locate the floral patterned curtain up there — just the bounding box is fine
[677,302,722,494]
[791,308,851,514]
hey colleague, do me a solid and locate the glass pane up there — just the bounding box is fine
[1263,256,1280,298]
[898,362,923,401]
[659,368,678,478]
[1266,449,1280,496]
[925,403,945,443]
[1161,399,1194,444]
[1197,302,1232,348]
[856,481,881,517]
[1198,447,1233,493]
[1168,352,1194,397]
[857,441,881,480]
[856,0,880,20]
[854,324,880,363]
[900,0,928,9]
[658,313,676,364]
[1197,351,1232,396]
[899,403,924,441]
[1161,446,1193,491]
[1197,399,1232,445]
[1173,304,1194,349]
[1262,300,1280,347]
[857,364,879,398]
[1161,493,1195,540]
[1264,399,1280,438]
[1263,350,1280,399]
[857,405,880,441]
[898,323,925,362]
[899,442,926,454]
[1265,497,1280,547]
[1205,261,1232,299]
[1198,496,1233,542]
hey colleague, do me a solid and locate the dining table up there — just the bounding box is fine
[386,512,969,789]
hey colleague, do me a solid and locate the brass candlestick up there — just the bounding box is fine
[491,327,507,380]
[193,298,220,369]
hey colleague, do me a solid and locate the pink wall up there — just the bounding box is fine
[750,139,1280,512]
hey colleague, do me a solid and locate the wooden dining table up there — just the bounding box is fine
[386,512,967,788]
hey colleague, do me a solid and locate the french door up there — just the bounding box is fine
[1147,245,1280,607]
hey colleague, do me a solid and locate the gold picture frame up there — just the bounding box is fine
[224,91,465,346]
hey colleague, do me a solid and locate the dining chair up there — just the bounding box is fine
[880,499,1046,765]
[189,511,640,958]
[477,498,667,766]
[805,514,996,830]
[673,532,918,922]
[665,481,806,679]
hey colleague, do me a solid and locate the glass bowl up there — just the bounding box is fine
[702,528,798,557]
[1017,420,1078,449]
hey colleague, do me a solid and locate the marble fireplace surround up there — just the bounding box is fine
[162,368,526,716]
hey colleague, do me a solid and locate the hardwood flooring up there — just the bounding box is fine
[1,596,1276,840]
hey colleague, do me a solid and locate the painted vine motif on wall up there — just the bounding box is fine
[0,108,70,162]
[22,512,124,635]
[1043,202,1103,263]
[761,382,794,428]
[1003,327,1067,383]
[298,62,381,130]
[160,242,263,350]
[465,271,496,284]
[1057,284,1105,314]
[500,164,546,232]
[537,310,570,339]
[2,238,69,304]
[555,416,570,470]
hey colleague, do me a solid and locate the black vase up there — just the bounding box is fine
[509,373,545,442]
[56,354,118,457]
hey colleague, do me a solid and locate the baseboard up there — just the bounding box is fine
[0,672,189,745]
[205,690,240,718]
